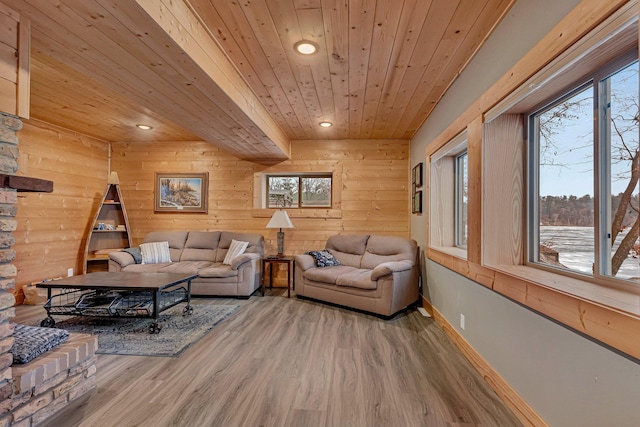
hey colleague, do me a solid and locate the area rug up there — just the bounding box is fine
[37,303,239,357]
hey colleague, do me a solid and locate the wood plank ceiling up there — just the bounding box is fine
[4,0,514,163]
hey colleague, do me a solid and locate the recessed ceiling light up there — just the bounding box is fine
[295,40,318,55]
[319,121,333,128]
[136,124,153,130]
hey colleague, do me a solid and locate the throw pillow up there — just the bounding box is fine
[140,241,172,264]
[223,239,249,265]
[306,250,341,267]
[11,323,70,364]
[122,246,142,264]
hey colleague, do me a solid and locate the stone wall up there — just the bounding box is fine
[0,114,20,422]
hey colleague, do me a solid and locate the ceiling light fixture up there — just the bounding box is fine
[319,121,333,128]
[294,40,318,55]
[136,124,153,130]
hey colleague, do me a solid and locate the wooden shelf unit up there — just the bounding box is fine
[83,183,132,273]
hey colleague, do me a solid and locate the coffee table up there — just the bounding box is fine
[37,272,197,334]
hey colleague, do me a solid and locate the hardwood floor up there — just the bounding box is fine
[14,290,522,427]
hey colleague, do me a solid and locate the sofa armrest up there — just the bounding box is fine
[371,260,413,281]
[295,254,316,271]
[108,251,136,270]
[231,252,260,270]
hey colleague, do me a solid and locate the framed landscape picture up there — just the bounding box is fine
[154,173,209,213]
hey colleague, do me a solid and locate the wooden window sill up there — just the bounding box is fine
[430,245,468,261]
[251,209,343,219]
[491,264,640,317]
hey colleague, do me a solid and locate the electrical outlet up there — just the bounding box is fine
[460,313,465,330]
[67,268,73,277]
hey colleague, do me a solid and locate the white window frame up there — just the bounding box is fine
[429,131,469,258]
[454,151,469,249]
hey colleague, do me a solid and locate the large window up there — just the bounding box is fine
[528,59,639,283]
[267,174,332,208]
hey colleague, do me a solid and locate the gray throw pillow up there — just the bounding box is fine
[123,247,142,264]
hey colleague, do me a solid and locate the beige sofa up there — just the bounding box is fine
[294,234,419,317]
[108,231,264,297]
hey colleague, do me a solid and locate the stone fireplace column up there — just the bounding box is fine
[0,113,20,406]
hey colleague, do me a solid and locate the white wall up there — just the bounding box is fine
[411,1,640,426]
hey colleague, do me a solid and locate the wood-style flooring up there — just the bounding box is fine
[14,290,522,427]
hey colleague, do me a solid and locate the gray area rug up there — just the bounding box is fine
[42,302,239,357]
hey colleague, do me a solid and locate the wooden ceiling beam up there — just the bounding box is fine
[186,0,306,140]
[3,0,291,163]
[134,0,291,161]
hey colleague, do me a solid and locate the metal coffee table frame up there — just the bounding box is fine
[37,272,197,334]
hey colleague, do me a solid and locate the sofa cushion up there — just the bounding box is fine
[180,231,221,262]
[123,263,173,273]
[140,241,171,264]
[143,231,189,261]
[306,250,341,267]
[326,234,370,255]
[325,234,369,267]
[361,235,417,269]
[158,261,213,274]
[198,263,239,278]
[223,239,249,265]
[335,269,377,290]
[304,265,359,285]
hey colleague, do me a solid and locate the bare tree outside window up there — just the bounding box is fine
[267,175,332,208]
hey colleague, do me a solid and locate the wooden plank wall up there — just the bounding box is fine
[13,119,108,301]
[10,125,408,297]
[110,139,410,256]
[0,5,19,115]
[0,2,29,119]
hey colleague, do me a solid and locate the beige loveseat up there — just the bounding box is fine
[294,234,419,317]
[108,231,264,297]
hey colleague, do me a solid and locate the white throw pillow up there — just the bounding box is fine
[140,241,172,264]
[223,239,249,265]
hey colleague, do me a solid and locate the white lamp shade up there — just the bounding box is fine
[266,210,294,229]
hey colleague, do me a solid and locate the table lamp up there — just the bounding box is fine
[266,210,294,256]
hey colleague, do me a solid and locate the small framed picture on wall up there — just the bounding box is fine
[412,190,422,214]
[412,163,423,187]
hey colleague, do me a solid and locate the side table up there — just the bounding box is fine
[262,256,294,298]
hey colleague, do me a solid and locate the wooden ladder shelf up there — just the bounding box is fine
[82,183,132,274]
